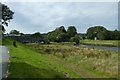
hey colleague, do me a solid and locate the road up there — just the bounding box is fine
[0,46,9,80]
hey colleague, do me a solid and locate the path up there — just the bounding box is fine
[0,46,9,80]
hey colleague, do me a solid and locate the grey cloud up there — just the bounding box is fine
[5,2,118,33]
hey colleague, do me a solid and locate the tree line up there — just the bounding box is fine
[86,26,120,40]
[45,26,80,44]
[9,26,80,44]
[8,25,120,45]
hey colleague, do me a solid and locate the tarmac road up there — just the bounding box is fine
[0,46,9,80]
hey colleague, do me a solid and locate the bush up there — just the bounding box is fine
[70,35,80,45]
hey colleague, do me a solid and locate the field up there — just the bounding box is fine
[27,43,118,78]
[2,38,118,79]
[80,40,120,47]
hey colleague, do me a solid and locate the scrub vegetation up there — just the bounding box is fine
[28,42,118,78]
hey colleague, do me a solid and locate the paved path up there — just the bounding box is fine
[0,46,9,80]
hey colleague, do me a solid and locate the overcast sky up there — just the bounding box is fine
[3,2,118,34]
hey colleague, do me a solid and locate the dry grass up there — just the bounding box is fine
[28,43,118,78]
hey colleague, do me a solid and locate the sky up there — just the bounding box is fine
[3,1,118,34]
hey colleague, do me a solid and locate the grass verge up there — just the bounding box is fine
[2,38,80,79]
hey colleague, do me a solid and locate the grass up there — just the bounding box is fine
[2,38,118,79]
[2,38,80,79]
[27,42,118,78]
[80,39,120,47]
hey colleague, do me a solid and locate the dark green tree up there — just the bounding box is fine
[57,33,68,42]
[107,30,120,40]
[70,34,80,44]
[113,30,120,40]
[70,37,74,42]
[10,30,20,34]
[31,32,42,37]
[20,33,24,36]
[0,24,5,33]
[87,26,108,40]
[73,34,80,45]
[44,36,50,44]
[47,26,67,42]
[0,3,14,33]
[56,26,66,33]
[67,26,77,38]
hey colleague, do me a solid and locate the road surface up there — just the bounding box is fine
[0,46,9,80]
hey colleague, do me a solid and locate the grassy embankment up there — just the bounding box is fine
[2,38,118,79]
[80,40,120,47]
[2,38,80,79]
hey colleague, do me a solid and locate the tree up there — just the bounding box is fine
[70,37,74,42]
[112,30,120,40]
[67,26,77,38]
[73,34,80,45]
[46,26,79,42]
[87,26,108,40]
[20,33,24,36]
[0,24,5,33]
[44,36,50,44]
[31,32,42,37]
[57,33,68,42]
[47,26,68,42]
[47,32,56,42]
[107,30,120,40]
[0,3,14,33]
[59,26,66,33]
[55,26,66,35]
[70,34,80,45]
[10,30,20,34]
